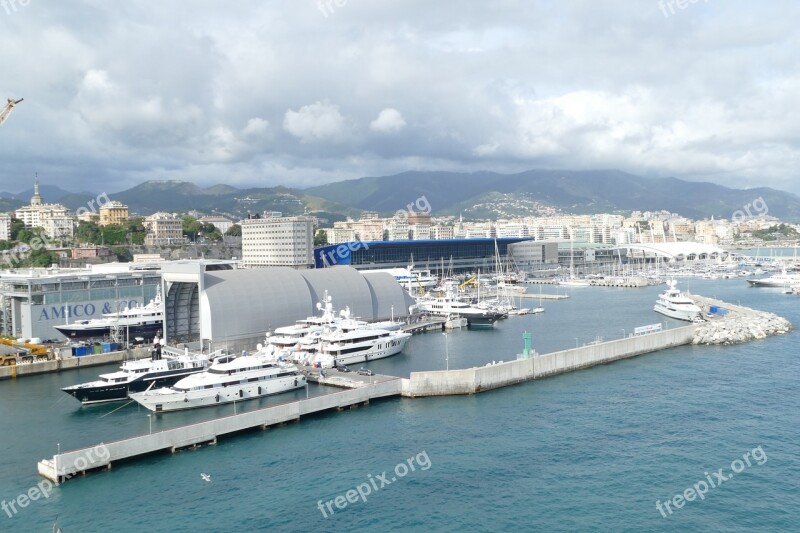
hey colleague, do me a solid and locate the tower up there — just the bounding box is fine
[31,174,43,207]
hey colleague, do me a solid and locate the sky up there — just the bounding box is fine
[1,0,799,195]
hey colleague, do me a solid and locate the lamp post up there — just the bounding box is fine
[147,414,152,434]
[621,328,626,338]
[574,337,579,348]
[443,332,449,371]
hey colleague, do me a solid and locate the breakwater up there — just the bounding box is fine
[690,295,793,345]
[402,325,696,396]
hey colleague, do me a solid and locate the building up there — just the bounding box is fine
[160,262,415,353]
[507,241,559,271]
[71,246,112,259]
[0,213,11,241]
[197,216,234,235]
[144,212,184,246]
[241,216,314,268]
[98,201,129,226]
[0,263,162,340]
[14,176,75,240]
[314,237,532,274]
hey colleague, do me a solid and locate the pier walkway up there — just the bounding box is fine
[38,377,403,484]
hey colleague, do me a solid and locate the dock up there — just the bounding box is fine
[401,317,446,334]
[38,378,403,484]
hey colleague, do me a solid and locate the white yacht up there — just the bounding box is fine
[746,269,800,288]
[415,293,503,328]
[315,317,412,367]
[129,355,306,412]
[654,280,704,322]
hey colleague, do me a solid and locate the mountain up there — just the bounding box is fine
[305,169,800,220]
[0,184,84,203]
[109,180,359,222]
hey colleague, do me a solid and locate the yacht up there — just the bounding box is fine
[415,292,504,328]
[61,351,211,405]
[129,355,306,412]
[314,317,412,367]
[654,280,704,322]
[746,269,800,288]
[55,287,163,340]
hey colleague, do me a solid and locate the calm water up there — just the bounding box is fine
[1,279,798,532]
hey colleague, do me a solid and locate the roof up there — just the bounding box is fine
[614,242,728,259]
[198,266,415,343]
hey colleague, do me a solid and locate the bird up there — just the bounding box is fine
[200,473,212,482]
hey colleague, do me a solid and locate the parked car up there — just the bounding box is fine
[336,364,351,372]
[357,367,373,376]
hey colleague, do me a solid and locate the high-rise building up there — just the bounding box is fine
[241,216,314,268]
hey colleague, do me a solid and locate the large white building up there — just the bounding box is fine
[14,177,75,240]
[241,216,314,268]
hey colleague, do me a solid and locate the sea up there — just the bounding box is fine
[0,278,798,532]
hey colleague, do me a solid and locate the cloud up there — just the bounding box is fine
[283,102,346,143]
[370,108,406,133]
[1,0,800,195]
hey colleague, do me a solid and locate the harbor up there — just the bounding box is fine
[39,287,788,483]
[3,275,796,531]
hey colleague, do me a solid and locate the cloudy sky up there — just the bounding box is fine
[1,0,799,195]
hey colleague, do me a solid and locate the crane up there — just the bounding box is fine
[0,98,23,127]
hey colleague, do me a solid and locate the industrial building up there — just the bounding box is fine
[0,263,161,340]
[161,262,415,353]
[241,215,315,268]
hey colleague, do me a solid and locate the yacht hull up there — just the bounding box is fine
[62,366,207,405]
[131,374,307,412]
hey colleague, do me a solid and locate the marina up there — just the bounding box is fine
[2,276,797,531]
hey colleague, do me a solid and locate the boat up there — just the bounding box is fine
[654,280,704,322]
[54,287,163,340]
[415,294,503,328]
[314,314,412,366]
[444,315,468,329]
[746,269,800,288]
[129,355,306,412]
[61,350,211,405]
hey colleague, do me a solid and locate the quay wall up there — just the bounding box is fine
[0,348,152,381]
[402,325,695,397]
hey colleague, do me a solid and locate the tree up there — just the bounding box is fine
[314,229,328,246]
[9,219,25,241]
[182,216,202,240]
[225,224,242,237]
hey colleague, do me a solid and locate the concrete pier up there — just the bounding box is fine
[38,378,403,484]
